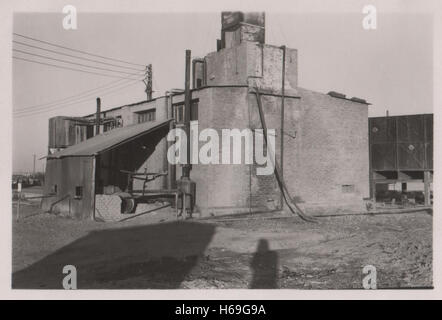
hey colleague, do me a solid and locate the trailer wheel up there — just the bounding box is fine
[121,197,136,214]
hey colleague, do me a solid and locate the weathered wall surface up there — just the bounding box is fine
[205,42,297,91]
[249,88,369,214]
[200,40,368,215]
[187,86,369,216]
[42,156,95,219]
[48,116,88,149]
[288,88,370,213]
[185,87,254,215]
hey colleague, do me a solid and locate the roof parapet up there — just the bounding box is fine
[328,91,370,105]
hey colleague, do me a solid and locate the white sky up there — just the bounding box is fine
[12,11,433,172]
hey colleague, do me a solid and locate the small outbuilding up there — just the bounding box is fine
[42,119,171,219]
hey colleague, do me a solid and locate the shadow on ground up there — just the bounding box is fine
[12,221,216,289]
[249,239,279,288]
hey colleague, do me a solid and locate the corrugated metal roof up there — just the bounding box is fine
[47,119,171,159]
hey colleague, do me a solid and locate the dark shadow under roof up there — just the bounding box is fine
[47,119,171,159]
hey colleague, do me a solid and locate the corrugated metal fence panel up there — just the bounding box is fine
[369,117,396,143]
[426,143,433,170]
[371,143,397,170]
[369,114,433,171]
[397,142,426,170]
[425,114,433,142]
[397,115,425,142]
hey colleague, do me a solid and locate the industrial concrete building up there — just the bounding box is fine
[42,12,371,220]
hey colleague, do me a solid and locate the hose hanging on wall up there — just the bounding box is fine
[251,87,317,223]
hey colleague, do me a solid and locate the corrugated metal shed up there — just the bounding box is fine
[47,119,171,159]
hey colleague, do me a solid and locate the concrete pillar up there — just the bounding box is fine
[424,171,431,206]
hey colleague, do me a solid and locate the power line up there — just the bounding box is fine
[13,32,145,67]
[13,40,146,72]
[14,79,143,118]
[13,48,145,76]
[13,56,142,80]
[15,78,127,111]
[14,77,144,114]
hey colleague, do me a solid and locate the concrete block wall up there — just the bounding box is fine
[184,85,369,216]
[205,42,250,86]
[288,88,369,213]
[248,45,298,91]
[186,87,256,215]
[205,42,297,92]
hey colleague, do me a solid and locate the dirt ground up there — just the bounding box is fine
[12,201,433,289]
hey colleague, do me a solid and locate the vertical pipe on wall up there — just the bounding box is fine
[280,45,286,209]
[192,60,196,89]
[91,156,97,221]
[168,120,177,190]
[182,50,192,178]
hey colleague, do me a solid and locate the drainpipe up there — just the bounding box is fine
[95,97,101,135]
[165,90,175,190]
[165,89,183,190]
[177,50,196,216]
[280,45,286,209]
[182,50,192,178]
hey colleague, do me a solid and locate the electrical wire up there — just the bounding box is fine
[15,77,130,112]
[14,79,144,118]
[13,48,145,76]
[13,40,146,72]
[13,32,145,67]
[13,56,142,80]
[12,33,151,116]
[14,77,143,114]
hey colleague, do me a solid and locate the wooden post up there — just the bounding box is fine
[182,50,192,178]
[16,182,22,221]
[424,171,431,206]
[371,180,377,204]
[33,154,36,175]
[96,97,101,135]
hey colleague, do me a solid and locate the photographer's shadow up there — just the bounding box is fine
[249,239,279,289]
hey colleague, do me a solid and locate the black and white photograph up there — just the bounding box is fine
[1,0,441,300]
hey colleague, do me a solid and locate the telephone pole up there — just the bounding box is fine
[96,97,101,135]
[33,154,36,175]
[143,64,153,100]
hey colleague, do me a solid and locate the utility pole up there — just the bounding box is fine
[16,181,21,222]
[144,64,153,100]
[177,50,196,218]
[182,50,192,178]
[96,97,101,135]
[33,154,36,175]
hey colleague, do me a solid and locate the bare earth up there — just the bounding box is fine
[12,202,432,289]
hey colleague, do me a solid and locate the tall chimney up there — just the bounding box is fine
[96,97,101,135]
[220,12,265,49]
